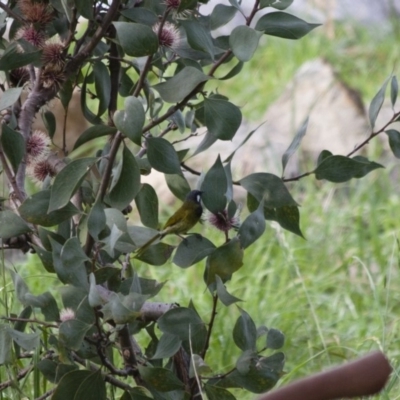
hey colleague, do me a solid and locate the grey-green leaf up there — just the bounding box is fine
[266,328,285,349]
[216,275,242,306]
[238,205,266,249]
[369,77,389,129]
[281,117,308,174]
[391,76,398,108]
[135,184,159,229]
[233,307,257,352]
[210,4,237,30]
[146,137,181,174]
[255,12,320,40]
[1,124,25,172]
[229,26,263,62]
[201,155,228,213]
[113,96,145,146]
[0,87,22,111]
[240,173,298,208]
[73,125,117,150]
[151,333,181,359]
[19,190,79,227]
[385,129,400,158]
[113,22,158,57]
[108,146,141,210]
[173,235,215,268]
[0,211,31,239]
[48,158,97,212]
[204,98,242,141]
[153,67,210,103]
[180,19,215,59]
[314,155,384,183]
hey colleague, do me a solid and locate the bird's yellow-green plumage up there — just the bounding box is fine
[135,190,203,257]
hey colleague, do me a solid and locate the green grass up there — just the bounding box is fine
[3,18,400,400]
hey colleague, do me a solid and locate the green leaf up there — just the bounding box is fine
[107,146,141,210]
[0,210,31,239]
[43,111,56,139]
[204,237,243,286]
[210,4,237,30]
[113,22,159,57]
[173,235,215,268]
[216,275,242,306]
[180,19,215,59]
[314,155,384,183]
[135,184,159,229]
[9,270,30,305]
[113,96,145,146]
[165,174,191,202]
[1,124,25,172]
[192,130,218,157]
[135,242,174,266]
[240,173,297,208]
[276,205,304,238]
[204,384,237,400]
[20,190,79,227]
[138,366,184,392]
[229,26,262,62]
[49,158,97,212]
[7,328,40,351]
[281,117,308,174]
[59,319,92,351]
[146,137,181,174]
[0,87,22,111]
[75,0,93,20]
[59,238,89,290]
[238,205,266,249]
[255,12,320,39]
[219,60,244,80]
[87,201,106,240]
[391,76,398,108]
[266,328,285,349]
[369,77,389,129]
[0,44,42,70]
[229,352,283,393]
[151,333,182,359]
[233,307,257,352]
[52,370,92,400]
[204,98,242,141]
[93,61,111,117]
[153,66,210,103]
[73,125,117,150]
[260,0,294,9]
[24,292,60,321]
[385,129,400,158]
[201,155,228,213]
[74,369,106,400]
[120,8,158,25]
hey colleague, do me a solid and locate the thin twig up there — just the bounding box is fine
[0,366,33,390]
[1,317,58,328]
[201,294,219,360]
[0,2,25,23]
[34,389,55,400]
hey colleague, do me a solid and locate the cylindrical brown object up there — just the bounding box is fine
[258,351,392,400]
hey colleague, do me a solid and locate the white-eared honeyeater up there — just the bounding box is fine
[135,190,203,257]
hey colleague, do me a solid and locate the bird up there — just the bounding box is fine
[135,190,203,257]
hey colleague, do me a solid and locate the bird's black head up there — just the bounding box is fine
[185,190,203,204]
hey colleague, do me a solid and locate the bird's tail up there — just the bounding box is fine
[135,233,162,258]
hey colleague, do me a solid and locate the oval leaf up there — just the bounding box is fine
[204,98,242,141]
[108,146,141,210]
[113,96,145,146]
[19,190,79,227]
[255,11,320,39]
[153,66,210,103]
[369,77,389,129]
[135,183,159,229]
[1,124,25,172]
[238,206,266,249]
[113,22,158,57]
[146,137,181,174]
[173,234,216,268]
[385,129,400,158]
[49,158,97,212]
[201,155,228,213]
[229,26,262,62]
[73,125,117,150]
[0,210,31,239]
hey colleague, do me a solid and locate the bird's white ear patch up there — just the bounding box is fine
[196,194,201,203]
